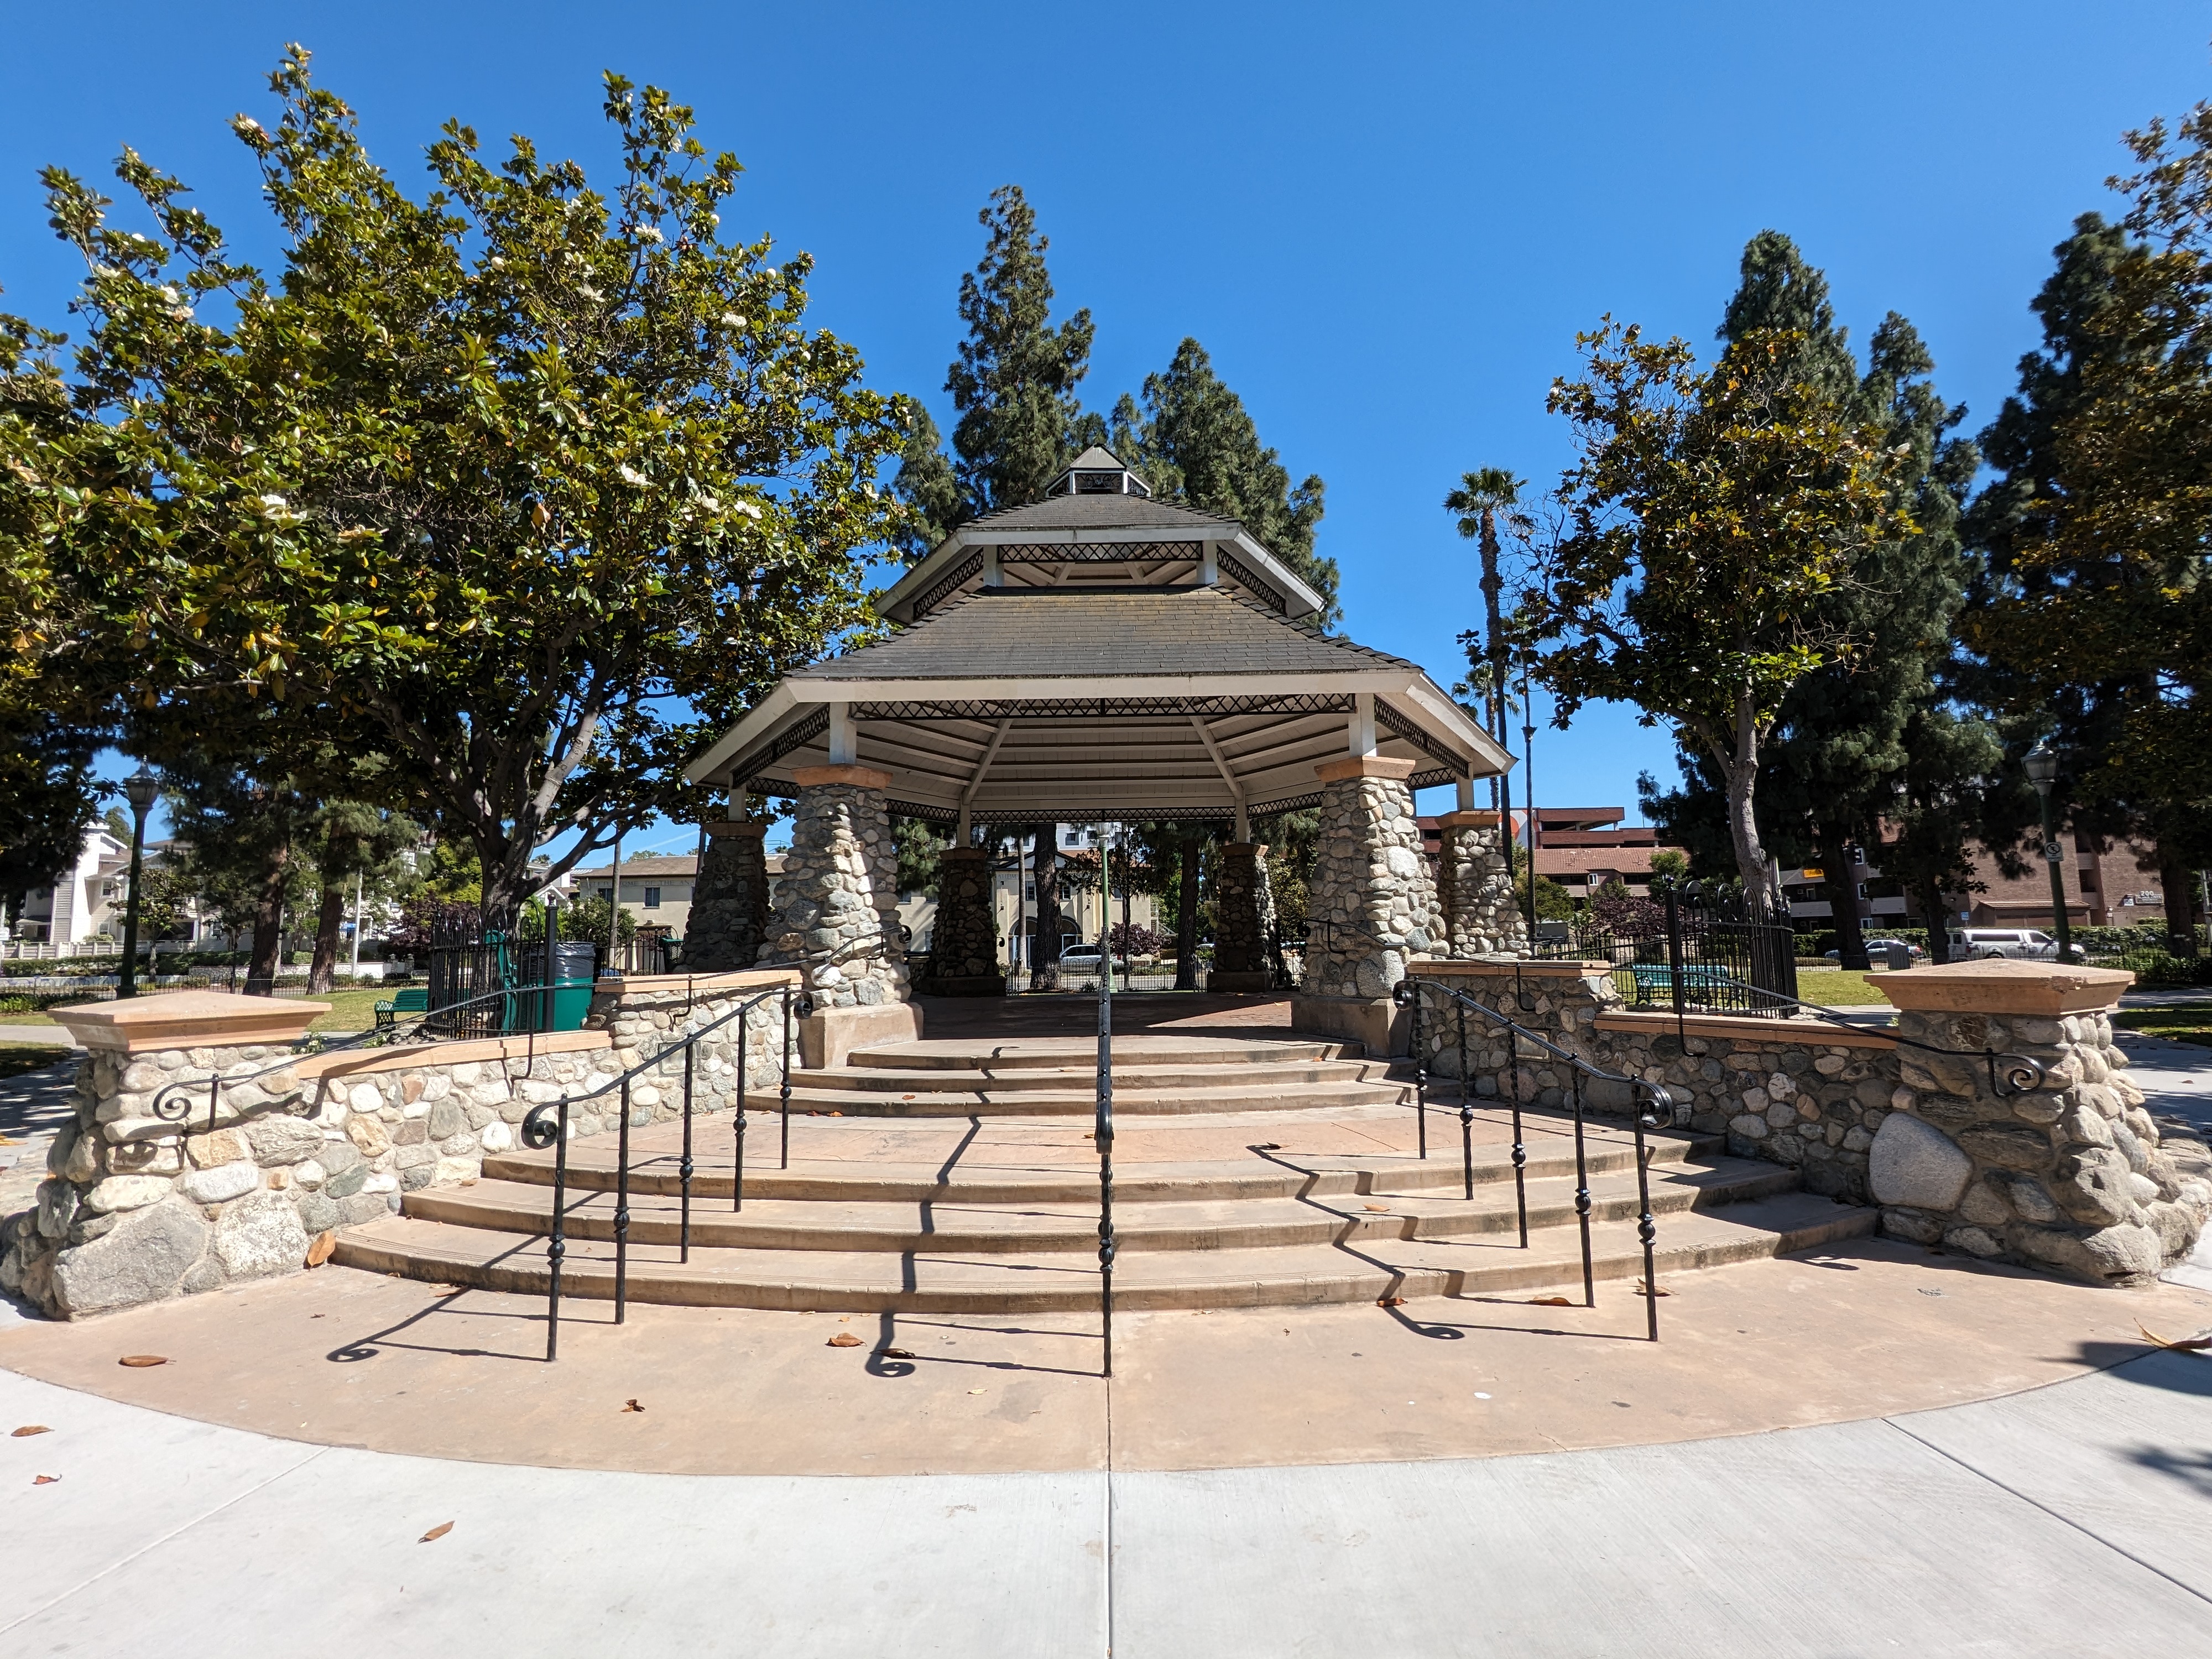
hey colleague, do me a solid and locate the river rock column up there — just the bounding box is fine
[766,764,922,1066]
[1208,842,1271,992]
[1867,960,2210,1284]
[1436,810,1526,956]
[682,818,770,972]
[928,844,1006,995]
[1290,755,1442,1055]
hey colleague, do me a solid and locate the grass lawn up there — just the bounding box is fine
[2114,1004,2212,1046]
[0,1008,56,1026]
[1791,968,1899,1009]
[0,1044,74,1079]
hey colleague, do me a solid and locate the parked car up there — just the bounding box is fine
[1058,943,1105,969]
[1946,928,2059,961]
[1822,938,1925,963]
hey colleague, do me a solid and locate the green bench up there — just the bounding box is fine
[1629,962,1731,1003]
[374,987,429,1032]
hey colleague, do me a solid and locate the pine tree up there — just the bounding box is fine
[1110,340,1337,627]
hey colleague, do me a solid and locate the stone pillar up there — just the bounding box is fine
[767,764,923,1067]
[1867,961,2208,1284]
[682,819,770,972]
[1207,842,1271,992]
[1436,810,1526,957]
[1290,755,1443,1055]
[928,844,1006,995]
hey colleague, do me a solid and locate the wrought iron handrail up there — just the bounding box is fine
[1095,831,1118,1379]
[1694,975,2048,1099]
[1395,974,1680,1341]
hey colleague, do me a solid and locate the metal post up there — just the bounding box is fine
[1457,999,1473,1201]
[779,989,792,1170]
[1411,986,1427,1159]
[680,1042,695,1263]
[614,1076,632,1324]
[2024,739,2074,964]
[1665,881,1686,1053]
[735,1006,748,1212]
[350,869,363,978]
[1520,663,1539,949]
[1507,1024,1527,1248]
[546,1100,570,1362]
[117,769,156,999]
[1634,1100,1660,1341]
[1571,1068,1594,1307]
[1097,826,1117,1379]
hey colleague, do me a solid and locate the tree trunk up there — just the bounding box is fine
[1918,878,1954,964]
[307,876,347,993]
[2158,848,2202,958]
[1029,825,1062,992]
[1174,836,1201,991]
[1820,823,1869,971]
[1719,709,1776,903]
[246,844,291,995]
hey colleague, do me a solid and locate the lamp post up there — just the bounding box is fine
[2022,739,2074,964]
[117,765,160,998]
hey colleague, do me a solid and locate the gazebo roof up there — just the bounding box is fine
[686,585,1509,825]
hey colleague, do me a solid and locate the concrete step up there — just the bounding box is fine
[762,1081,1413,1117]
[332,1191,1879,1313]
[844,1038,1359,1071]
[483,1120,1721,1204]
[789,1060,1397,1095]
[401,1159,1799,1255]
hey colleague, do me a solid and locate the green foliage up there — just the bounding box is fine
[0,712,106,908]
[1648,848,1691,884]
[1516,867,1574,921]
[892,815,942,898]
[24,52,902,926]
[1110,340,1335,627]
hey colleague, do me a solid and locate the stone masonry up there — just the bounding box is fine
[927,845,1005,995]
[1435,811,1525,957]
[1209,842,1271,992]
[763,766,909,1009]
[1305,762,1443,1001]
[0,974,797,1319]
[1404,956,2209,1286]
[684,820,771,972]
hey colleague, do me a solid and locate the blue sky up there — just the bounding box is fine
[7,1,2207,857]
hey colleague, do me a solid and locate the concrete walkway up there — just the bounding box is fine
[3,1340,2206,1655]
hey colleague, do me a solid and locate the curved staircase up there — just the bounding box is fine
[332,1034,1876,1312]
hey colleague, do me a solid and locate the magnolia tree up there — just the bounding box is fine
[23,51,905,926]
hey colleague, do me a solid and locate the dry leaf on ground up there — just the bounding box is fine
[420,1521,453,1543]
[12,1426,51,1437]
[118,1355,168,1368]
[33,1474,59,1485]
[1526,1296,1572,1307]
[827,1333,862,1348]
[1376,1296,1407,1308]
[304,1230,336,1267]
[2138,1323,2212,1352]
[876,1347,916,1359]
[967,1387,985,1394]
[620,1399,644,1413]
[1362,1204,1390,1213]
[1635,1281,1672,1297]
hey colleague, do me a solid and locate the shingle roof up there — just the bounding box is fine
[570,855,700,879]
[955,491,1240,537]
[795,586,1418,681]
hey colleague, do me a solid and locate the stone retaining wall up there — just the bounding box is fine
[1406,957,2209,1286]
[0,973,798,1319]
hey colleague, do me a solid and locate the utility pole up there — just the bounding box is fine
[2022,739,2074,964]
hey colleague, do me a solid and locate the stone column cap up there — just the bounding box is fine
[49,988,328,1054]
[1315,754,1420,783]
[1876,958,2133,1016]
[791,763,893,791]
[703,819,770,839]
[1436,810,1503,830]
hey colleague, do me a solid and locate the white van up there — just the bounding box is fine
[1946,928,2059,961]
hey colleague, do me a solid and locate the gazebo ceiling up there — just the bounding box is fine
[686,586,1511,826]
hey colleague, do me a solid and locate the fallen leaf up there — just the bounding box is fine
[1634,1281,1672,1297]
[827,1333,862,1348]
[1362,1203,1390,1213]
[876,1347,915,1359]
[1525,1296,1572,1307]
[2138,1322,2212,1353]
[311,1313,325,1319]
[12,1426,51,1437]
[967,1387,985,1394]
[420,1521,453,1543]
[1255,1142,1282,1151]
[118,1355,168,1368]
[33,1474,59,1485]
[305,1230,336,1267]
[1376,1296,1406,1308]
[620,1399,644,1413]
[830,1110,843,1117]
[901,1094,916,1101]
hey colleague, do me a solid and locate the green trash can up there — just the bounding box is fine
[546,942,598,1032]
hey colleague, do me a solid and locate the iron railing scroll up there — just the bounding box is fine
[1395,974,1681,1341]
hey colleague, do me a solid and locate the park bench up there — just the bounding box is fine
[374,987,429,1032]
[1629,961,1732,1004]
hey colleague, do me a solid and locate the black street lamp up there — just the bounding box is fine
[117,765,160,998]
[2022,739,2074,965]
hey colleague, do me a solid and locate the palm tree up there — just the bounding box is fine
[1444,467,1524,817]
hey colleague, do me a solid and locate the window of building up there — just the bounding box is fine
[643,886,662,910]
[598,886,614,902]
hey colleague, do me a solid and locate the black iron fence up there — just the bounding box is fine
[1535,884,1799,1018]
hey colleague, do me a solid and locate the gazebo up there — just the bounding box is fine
[682,450,1525,1062]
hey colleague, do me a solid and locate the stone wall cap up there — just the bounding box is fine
[297,1027,614,1082]
[49,988,328,1054]
[703,819,770,839]
[1315,754,1420,783]
[605,968,804,997]
[1594,1009,1896,1050]
[1876,958,2133,1017]
[791,763,893,791]
[1436,810,1503,830]
[1407,955,1613,976]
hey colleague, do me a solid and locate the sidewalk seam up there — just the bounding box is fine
[0,1442,331,1637]
[1882,1417,2212,1609]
